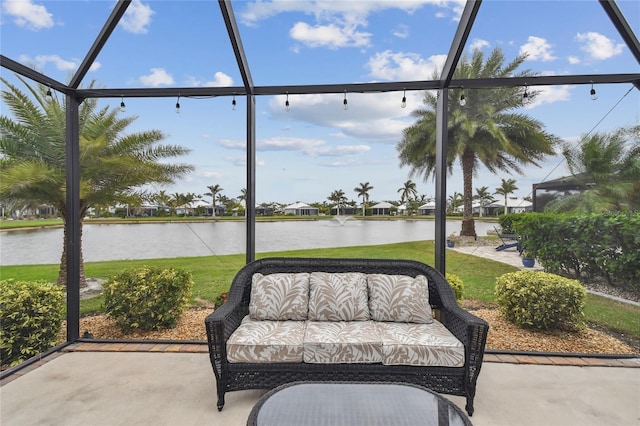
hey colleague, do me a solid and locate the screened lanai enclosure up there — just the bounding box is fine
[1,0,638,354]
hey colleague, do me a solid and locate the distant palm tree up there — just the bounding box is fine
[546,125,640,213]
[398,180,418,204]
[0,76,192,287]
[495,178,519,215]
[328,189,347,215]
[474,186,495,217]
[448,192,463,213]
[398,47,558,236]
[354,182,374,216]
[205,184,223,217]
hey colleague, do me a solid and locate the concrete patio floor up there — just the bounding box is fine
[1,347,639,426]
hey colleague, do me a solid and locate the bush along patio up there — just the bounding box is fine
[505,212,640,291]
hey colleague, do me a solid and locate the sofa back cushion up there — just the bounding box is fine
[367,274,433,323]
[308,272,370,321]
[249,273,310,320]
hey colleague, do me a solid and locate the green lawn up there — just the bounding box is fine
[1,240,637,339]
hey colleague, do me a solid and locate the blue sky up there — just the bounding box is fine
[1,0,639,206]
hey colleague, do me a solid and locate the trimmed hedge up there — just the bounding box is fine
[0,280,65,367]
[495,270,586,331]
[501,212,640,290]
[104,266,193,332]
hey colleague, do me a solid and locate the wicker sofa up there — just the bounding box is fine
[205,257,489,416]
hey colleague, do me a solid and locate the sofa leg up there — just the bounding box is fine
[217,394,225,411]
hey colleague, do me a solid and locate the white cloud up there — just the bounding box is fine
[187,72,234,87]
[367,50,446,81]
[240,1,463,50]
[207,72,233,87]
[524,85,572,109]
[202,171,224,178]
[17,54,102,73]
[224,156,266,167]
[267,91,419,143]
[220,136,370,158]
[120,0,154,34]
[290,22,371,48]
[576,32,624,60]
[567,56,581,65]
[520,36,556,61]
[2,0,53,30]
[139,68,174,87]
[469,38,490,51]
[18,54,75,71]
[392,24,409,39]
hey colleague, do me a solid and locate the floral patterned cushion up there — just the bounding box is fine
[308,272,370,321]
[227,316,305,363]
[367,274,433,323]
[303,321,383,364]
[376,321,464,367]
[249,273,310,320]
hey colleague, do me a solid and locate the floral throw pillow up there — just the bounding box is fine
[249,273,310,320]
[367,274,433,323]
[308,272,370,321]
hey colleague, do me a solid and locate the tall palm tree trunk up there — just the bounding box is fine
[461,149,476,237]
[57,218,87,288]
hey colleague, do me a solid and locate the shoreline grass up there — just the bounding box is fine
[1,240,638,339]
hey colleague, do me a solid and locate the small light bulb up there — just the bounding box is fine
[590,84,597,101]
[45,87,52,102]
[401,90,407,108]
[285,93,290,112]
[459,94,466,107]
[175,96,181,114]
[120,97,126,111]
[232,96,236,111]
[343,92,348,111]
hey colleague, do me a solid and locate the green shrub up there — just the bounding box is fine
[104,266,193,333]
[495,270,586,331]
[445,273,464,303]
[0,280,65,367]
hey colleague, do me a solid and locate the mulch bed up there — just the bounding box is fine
[62,306,638,355]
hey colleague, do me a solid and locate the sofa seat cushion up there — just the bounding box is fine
[308,272,370,321]
[367,274,433,323]
[227,316,305,363]
[376,321,464,367]
[249,272,310,320]
[303,321,383,364]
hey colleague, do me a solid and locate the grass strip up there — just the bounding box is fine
[1,240,637,338]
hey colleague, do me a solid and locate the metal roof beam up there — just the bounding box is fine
[0,55,70,95]
[219,0,254,94]
[73,73,640,99]
[599,0,640,65]
[439,0,482,87]
[69,0,131,89]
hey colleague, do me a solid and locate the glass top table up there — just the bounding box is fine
[247,382,473,426]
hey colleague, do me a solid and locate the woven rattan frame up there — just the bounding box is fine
[205,257,489,416]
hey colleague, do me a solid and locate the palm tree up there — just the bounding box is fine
[0,76,193,287]
[474,186,495,217]
[398,179,418,204]
[495,178,519,215]
[204,184,223,217]
[448,192,463,214]
[354,182,374,216]
[546,125,640,213]
[397,47,558,236]
[328,189,347,215]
